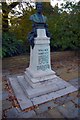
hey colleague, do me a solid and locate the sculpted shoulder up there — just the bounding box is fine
[30,14,35,21]
[30,14,47,23]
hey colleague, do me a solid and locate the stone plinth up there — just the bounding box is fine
[28,29,52,74]
[8,29,78,110]
[25,29,56,88]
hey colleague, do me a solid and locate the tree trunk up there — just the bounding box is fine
[2,2,9,33]
[2,10,9,32]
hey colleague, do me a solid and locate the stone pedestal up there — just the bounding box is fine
[25,29,56,89]
[8,29,78,110]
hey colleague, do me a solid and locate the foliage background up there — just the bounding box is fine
[2,1,80,57]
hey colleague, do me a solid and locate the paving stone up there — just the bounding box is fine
[63,101,76,111]
[72,98,79,105]
[53,95,74,105]
[17,110,36,118]
[78,108,80,117]
[34,108,65,118]
[47,108,64,118]
[69,78,78,83]
[35,103,48,114]
[69,91,78,98]
[57,101,78,118]
[35,100,58,114]
[69,78,79,88]
[47,100,58,108]
[5,108,20,118]
[33,111,53,118]
[2,100,12,111]
[2,91,9,100]
[57,106,72,118]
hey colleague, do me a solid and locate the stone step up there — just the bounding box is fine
[31,86,78,106]
[26,68,55,78]
[25,71,57,83]
[25,71,71,89]
[17,76,68,99]
[25,72,58,88]
[9,77,33,110]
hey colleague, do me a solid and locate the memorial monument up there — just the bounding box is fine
[9,2,77,110]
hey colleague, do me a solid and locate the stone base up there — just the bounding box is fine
[17,75,71,99]
[24,67,56,88]
[8,74,78,110]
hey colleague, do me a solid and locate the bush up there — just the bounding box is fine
[48,13,80,51]
[2,32,27,57]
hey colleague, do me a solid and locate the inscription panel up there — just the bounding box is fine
[37,48,50,71]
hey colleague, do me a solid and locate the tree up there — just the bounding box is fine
[2,1,35,32]
[49,1,80,51]
[42,2,54,16]
[2,2,19,32]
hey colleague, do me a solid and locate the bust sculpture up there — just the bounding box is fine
[27,2,51,49]
[30,2,47,23]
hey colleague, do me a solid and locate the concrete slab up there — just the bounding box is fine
[33,111,51,118]
[47,108,64,118]
[35,100,58,114]
[17,110,36,118]
[2,100,12,111]
[9,77,33,110]
[72,98,79,105]
[57,101,78,118]
[6,108,20,118]
[68,78,79,89]
[2,91,9,100]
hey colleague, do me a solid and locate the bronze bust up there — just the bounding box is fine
[30,2,47,23]
[27,2,51,49]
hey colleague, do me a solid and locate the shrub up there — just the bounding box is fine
[2,32,26,57]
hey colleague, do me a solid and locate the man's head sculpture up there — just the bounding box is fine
[30,2,46,23]
[36,2,43,14]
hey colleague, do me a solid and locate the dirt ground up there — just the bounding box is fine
[2,51,79,81]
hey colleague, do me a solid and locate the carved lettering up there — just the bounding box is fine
[37,64,50,71]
